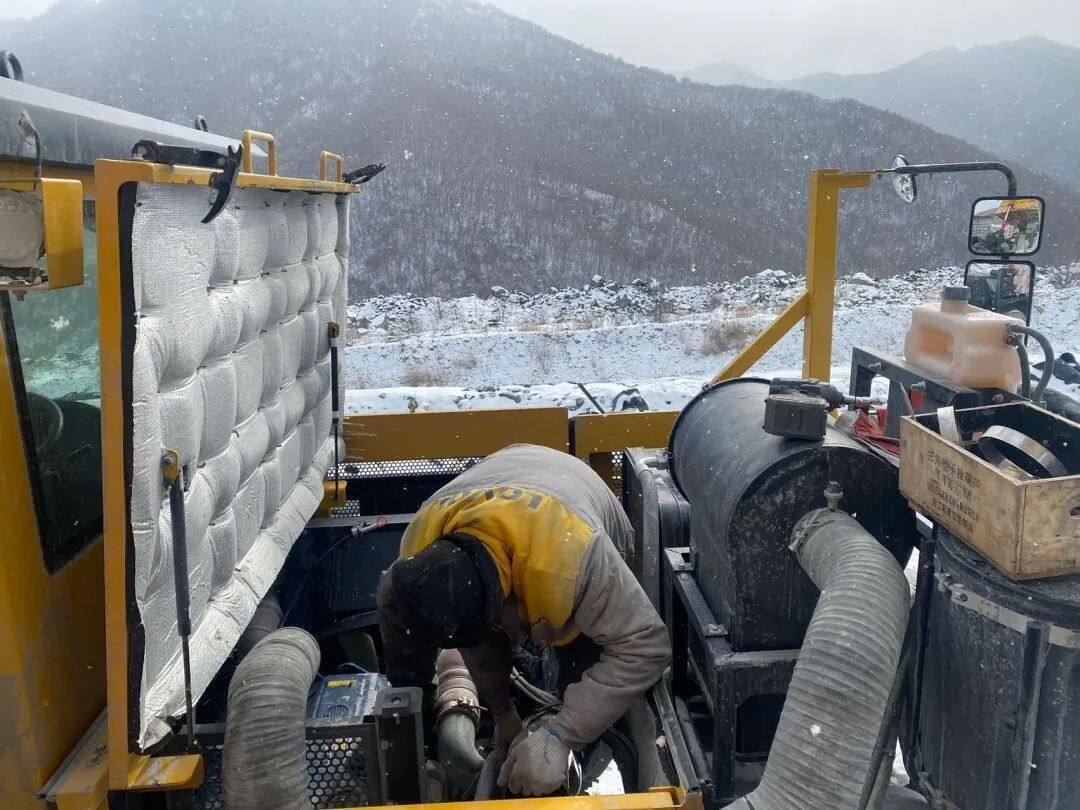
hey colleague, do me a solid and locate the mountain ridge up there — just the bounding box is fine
[686,36,1080,188]
[5,1,1080,297]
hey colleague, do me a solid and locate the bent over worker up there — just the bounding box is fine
[377,443,671,797]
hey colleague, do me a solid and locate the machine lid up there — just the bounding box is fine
[938,530,1080,627]
[0,77,259,168]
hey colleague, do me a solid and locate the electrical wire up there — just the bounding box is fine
[510,668,560,707]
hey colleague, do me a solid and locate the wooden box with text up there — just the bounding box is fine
[899,402,1080,580]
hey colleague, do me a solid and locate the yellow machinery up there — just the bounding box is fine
[0,75,909,810]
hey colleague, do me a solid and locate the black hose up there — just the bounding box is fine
[1008,325,1054,404]
[1007,335,1032,399]
[223,628,320,810]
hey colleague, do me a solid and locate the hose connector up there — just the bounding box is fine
[435,648,481,723]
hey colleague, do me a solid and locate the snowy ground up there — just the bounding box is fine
[345,265,1080,414]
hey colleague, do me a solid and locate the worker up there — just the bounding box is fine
[377,443,671,797]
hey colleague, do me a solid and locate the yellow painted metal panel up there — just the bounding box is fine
[41,714,108,810]
[0,264,105,807]
[0,162,97,199]
[572,411,678,459]
[344,408,570,461]
[40,178,86,290]
[357,787,683,810]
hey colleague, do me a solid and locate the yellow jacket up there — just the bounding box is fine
[401,444,631,645]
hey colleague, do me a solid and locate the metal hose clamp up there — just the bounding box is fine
[977,424,1068,478]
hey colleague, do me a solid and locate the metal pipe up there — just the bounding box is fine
[883,161,1017,196]
[163,455,195,753]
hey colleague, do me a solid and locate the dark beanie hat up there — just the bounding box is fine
[389,532,502,647]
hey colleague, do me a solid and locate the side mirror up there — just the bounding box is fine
[890,154,917,204]
[968,196,1045,256]
[964,260,1036,324]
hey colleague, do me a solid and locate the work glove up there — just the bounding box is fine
[493,707,523,755]
[497,722,571,797]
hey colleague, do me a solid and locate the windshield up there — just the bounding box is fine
[1,201,101,572]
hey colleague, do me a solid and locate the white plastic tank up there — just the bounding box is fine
[904,286,1022,391]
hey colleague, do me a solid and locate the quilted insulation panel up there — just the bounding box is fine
[128,183,348,747]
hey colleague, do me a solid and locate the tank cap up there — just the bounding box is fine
[941,285,971,301]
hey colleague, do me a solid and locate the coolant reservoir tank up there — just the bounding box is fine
[904,285,1022,391]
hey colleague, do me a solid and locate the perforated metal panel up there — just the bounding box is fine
[329,457,481,480]
[191,725,381,809]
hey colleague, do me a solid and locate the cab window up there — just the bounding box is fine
[0,201,102,573]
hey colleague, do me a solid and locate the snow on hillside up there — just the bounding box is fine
[345,265,1080,414]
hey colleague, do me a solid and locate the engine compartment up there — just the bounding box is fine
[165,458,686,807]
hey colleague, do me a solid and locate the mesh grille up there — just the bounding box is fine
[607,451,625,495]
[191,730,378,809]
[329,458,481,479]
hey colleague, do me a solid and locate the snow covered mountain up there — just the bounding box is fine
[6,2,1080,297]
[688,37,1080,190]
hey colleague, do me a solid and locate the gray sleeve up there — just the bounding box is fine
[545,534,671,749]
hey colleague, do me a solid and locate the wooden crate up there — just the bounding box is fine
[899,402,1080,580]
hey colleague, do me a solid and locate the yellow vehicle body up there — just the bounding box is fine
[0,80,864,808]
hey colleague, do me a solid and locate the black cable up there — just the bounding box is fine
[1008,325,1055,404]
[1007,334,1032,399]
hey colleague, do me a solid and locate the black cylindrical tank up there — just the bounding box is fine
[916,531,1080,809]
[668,377,916,651]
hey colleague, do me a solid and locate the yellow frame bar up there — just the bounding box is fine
[344,408,570,460]
[319,150,344,182]
[713,169,873,383]
[241,129,278,175]
[95,158,358,791]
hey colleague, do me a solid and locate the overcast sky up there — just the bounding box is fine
[4,0,1080,78]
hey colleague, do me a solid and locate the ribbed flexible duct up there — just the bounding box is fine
[222,628,320,810]
[730,509,910,809]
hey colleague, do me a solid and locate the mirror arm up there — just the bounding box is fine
[881,161,1017,197]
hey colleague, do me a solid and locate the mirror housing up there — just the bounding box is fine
[968,196,1045,256]
[964,259,1036,324]
[890,154,917,203]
